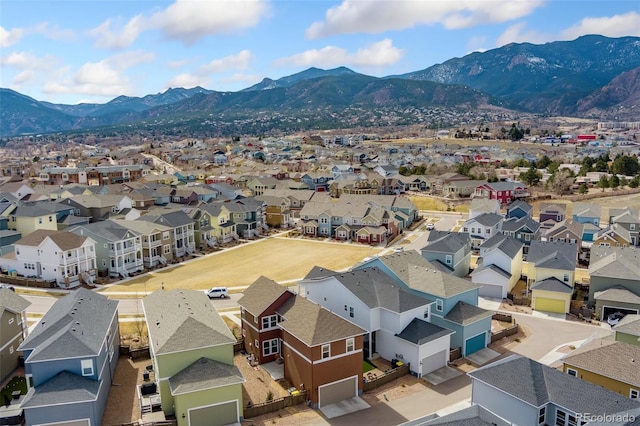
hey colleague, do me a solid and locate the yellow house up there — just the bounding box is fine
[5,204,58,235]
[593,224,632,248]
[562,340,640,400]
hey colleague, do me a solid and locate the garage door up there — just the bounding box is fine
[318,376,357,408]
[535,298,565,313]
[479,284,503,299]
[189,401,238,426]
[465,332,486,356]
[421,351,446,375]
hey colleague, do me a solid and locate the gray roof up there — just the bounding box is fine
[444,301,492,325]
[527,240,577,271]
[614,314,640,336]
[594,286,640,304]
[422,231,470,254]
[139,209,194,227]
[544,219,584,240]
[238,276,292,316]
[471,263,511,280]
[589,247,640,281]
[327,267,433,312]
[143,289,236,355]
[371,251,478,298]
[562,340,640,387]
[468,355,640,414]
[276,295,366,346]
[468,212,503,227]
[469,198,500,214]
[21,371,99,408]
[406,404,510,426]
[573,202,602,218]
[507,199,533,214]
[0,287,31,314]
[530,277,573,294]
[70,220,136,241]
[479,234,523,259]
[169,357,244,395]
[395,318,454,345]
[20,288,117,361]
[304,266,338,280]
[501,216,540,233]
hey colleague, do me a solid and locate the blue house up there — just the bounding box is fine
[300,172,332,192]
[572,202,601,227]
[505,200,533,219]
[19,288,119,426]
[355,251,492,356]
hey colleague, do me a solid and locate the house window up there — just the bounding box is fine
[436,299,443,312]
[81,359,94,376]
[445,255,452,265]
[346,338,354,352]
[630,388,639,399]
[563,274,570,283]
[463,227,468,232]
[538,406,546,424]
[555,409,578,426]
[49,216,53,222]
[242,329,246,337]
[38,218,42,224]
[255,339,259,349]
[9,346,13,355]
[262,314,278,330]
[349,307,354,318]
[631,224,636,231]
[163,232,170,240]
[163,245,171,254]
[321,344,330,359]
[262,338,279,356]
[567,368,577,377]
[423,306,429,319]
[8,318,14,325]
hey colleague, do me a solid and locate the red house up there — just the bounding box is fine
[473,182,529,205]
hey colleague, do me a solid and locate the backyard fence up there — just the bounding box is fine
[243,390,307,418]
[363,363,411,392]
[492,312,513,323]
[0,274,56,288]
[491,312,519,342]
[120,345,150,359]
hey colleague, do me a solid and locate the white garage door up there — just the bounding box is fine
[479,284,503,299]
[318,376,357,408]
[421,350,446,376]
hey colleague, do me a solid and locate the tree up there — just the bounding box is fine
[578,183,588,194]
[620,176,628,188]
[611,155,640,176]
[629,175,640,188]
[520,166,541,186]
[537,155,552,169]
[610,174,620,190]
[547,169,575,195]
[596,175,610,192]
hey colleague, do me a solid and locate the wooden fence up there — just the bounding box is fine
[491,324,519,342]
[362,364,410,392]
[492,312,513,323]
[449,347,462,362]
[243,391,307,418]
[120,345,150,359]
[120,421,176,426]
[0,274,56,288]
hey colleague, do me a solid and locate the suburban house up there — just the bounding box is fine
[562,339,640,400]
[218,198,265,239]
[69,220,143,278]
[460,212,503,250]
[19,288,119,426]
[538,202,567,229]
[4,204,58,235]
[138,209,196,257]
[594,223,634,248]
[471,234,523,299]
[526,240,578,314]
[442,180,485,198]
[254,194,291,228]
[2,229,97,287]
[466,355,640,426]
[589,246,640,320]
[468,198,500,219]
[572,202,602,228]
[0,288,30,382]
[142,289,244,426]
[355,251,491,356]
[238,276,367,409]
[543,219,584,248]
[420,231,472,278]
[472,181,529,205]
[614,314,640,346]
[501,215,540,255]
[110,219,174,269]
[609,207,640,246]
[192,203,237,246]
[61,194,134,223]
[299,266,453,377]
[505,199,533,219]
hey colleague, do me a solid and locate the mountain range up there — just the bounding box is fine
[2,34,639,138]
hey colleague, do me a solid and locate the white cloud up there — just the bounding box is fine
[0,51,35,68]
[91,0,270,49]
[305,0,544,39]
[200,50,254,73]
[12,70,34,85]
[33,22,76,41]
[466,35,488,54]
[561,11,640,40]
[496,22,551,47]
[276,39,404,68]
[0,26,24,47]
[165,73,208,89]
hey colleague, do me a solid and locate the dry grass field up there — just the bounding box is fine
[100,237,380,294]
[408,196,448,211]
[531,192,640,223]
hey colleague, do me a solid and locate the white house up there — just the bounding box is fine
[461,212,504,249]
[471,234,523,299]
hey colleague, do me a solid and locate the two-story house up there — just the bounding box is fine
[0,289,30,382]
[4,204,58,235]
[471,234,523,299]
[609,207,640,246]
[300,266,453,377]
[138,209,196,257]
[142,289,244,426]
[238,276,366,409]
[594,223,634,248]
[505,199,533,219]
[572,202,602,227]
[526,240,578,313]
[420,231,472,278]
[501,215,540,255]
[19,288,119,426]
[110,219,174,268]
[356,251,492,356]
[538,202,567,230]
[473,181,529,205]
[254,195,291,228]
[62,194,134,223]
[461,212,504,249]
[468,198,500,219]
[218,198,265,238]
[543,219,584,248]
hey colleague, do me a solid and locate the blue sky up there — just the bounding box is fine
[2,0,639,105]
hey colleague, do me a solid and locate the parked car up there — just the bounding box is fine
[607,312,625,326]
[393,246,404,253]
[426,223,435,230]
[206,287,229,299]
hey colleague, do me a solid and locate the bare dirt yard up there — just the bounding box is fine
[100,237,380,294]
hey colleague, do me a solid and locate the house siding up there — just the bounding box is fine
[471,379,538,426]
[532,288,571,313]
[0,309,24,381]
[590,276,640,302]
[24,398,98,426]
[616,332,640,347]
[562,364,640,397]
[173,383,243,426]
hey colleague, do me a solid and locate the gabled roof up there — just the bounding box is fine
[395,318,454,345]
[544,219,584,240]
[468,355,640,414]
[414,404,510,426]
[70,220,135,241]
[14,229,91,250]
[614,314,640,337]
[596,223,632,243]
[369,251,478,298]
[573,202,602,218]
[594,286,640,304]
[562,340,640,387]
[276,295,365,346]
[531,277,573,294]
[589,247,640,280]
[480,234,523,259]
[469,198,500,214]
[506,199,533,214]
[422,231,470,254]
[20,288,117,361]
[539,202,567,215]
[143,289,236,355]
[444,301,492,325]
[0,288,31,314]
[169,357,244,395]
[527,240,577,271]
[466,212,503,227]
[139,209,193,227]
[501,216,540,234]
[238,276,292,316]
[21,371,100,408]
